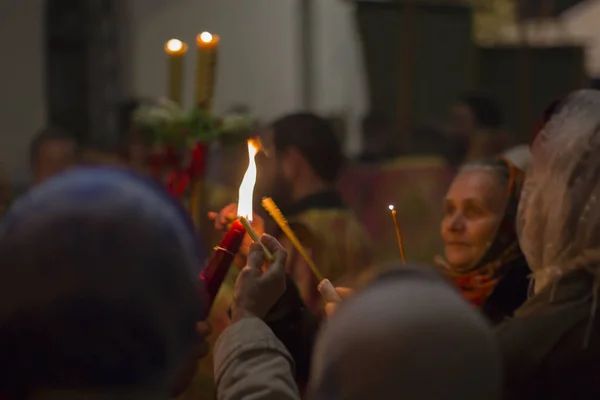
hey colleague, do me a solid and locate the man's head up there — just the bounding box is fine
[30,126,78,183]
[449,93,503,139]
[259,113,344,206]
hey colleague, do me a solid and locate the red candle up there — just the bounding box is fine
[200,219,246,307]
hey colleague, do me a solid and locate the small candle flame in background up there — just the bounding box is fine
[237,139,259,220]
[388,204,406,264]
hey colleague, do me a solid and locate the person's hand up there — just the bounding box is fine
[208,203,238,230]
[324,287,354,318]
[208,203,266,263]
[231,234,287,323]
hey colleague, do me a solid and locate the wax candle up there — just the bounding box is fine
[164,39,188,105]
[195,31,219,109]
[389,205,406,263]
[200,219,246,305]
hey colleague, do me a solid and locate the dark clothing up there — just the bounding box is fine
[497,270,600,399]
[280,190,345,217]
[482,260,530,325]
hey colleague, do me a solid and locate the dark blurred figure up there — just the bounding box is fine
[446,92,511,168]
[0,167,209,399]
[80,136,128,166]
[409,125,448,157]
[357,113,398,163]
[29,126,78,184]
[117,98,148,171]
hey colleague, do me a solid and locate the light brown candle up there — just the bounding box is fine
[164,39,188,105]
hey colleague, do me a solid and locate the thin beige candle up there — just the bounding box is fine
[239,216,275,262]
[389,205,406,264]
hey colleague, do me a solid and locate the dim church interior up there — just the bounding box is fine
[44,0,126,147]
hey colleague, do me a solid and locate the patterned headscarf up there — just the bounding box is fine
[438,157,526,306]
[518,89,600,291]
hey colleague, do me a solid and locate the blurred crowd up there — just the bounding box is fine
[1,89,600,400]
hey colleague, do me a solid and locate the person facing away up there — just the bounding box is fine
[0,167,210,400]
[29,126,79,184]
[497,90,600,399]
[445,92,510,169]
[214,264,501,400]
[436,157,530,325]
[212,112,373,314]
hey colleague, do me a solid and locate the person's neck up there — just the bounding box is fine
[30,386,168,400]
[290,180,333,203]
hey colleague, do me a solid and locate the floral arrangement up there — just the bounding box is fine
[132,99,256,196]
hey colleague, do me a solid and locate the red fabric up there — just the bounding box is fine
[147,143,208,198]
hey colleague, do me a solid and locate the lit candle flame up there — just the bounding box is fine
[167,39,183,52]
[237,139,259,220]
[200,32,213,43]
[165,39,187,54]
[388,205,395,211]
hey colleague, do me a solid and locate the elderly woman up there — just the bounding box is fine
[0,168,209,399]
[497,90,600,398]
[437,157,530,324]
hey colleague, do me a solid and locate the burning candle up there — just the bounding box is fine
[389,205,406,264]
[164,39,188,105]
[200,139,259,306]
[195,31,219,110]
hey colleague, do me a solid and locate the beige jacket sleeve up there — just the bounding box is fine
[214,317,301,400]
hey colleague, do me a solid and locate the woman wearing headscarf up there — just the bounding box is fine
[436,157,530,324]
[214,265,501,400]
[0,167,210,399]
[497,90,600,399]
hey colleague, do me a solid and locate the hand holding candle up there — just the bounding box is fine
[239,216,274,262]
[201,140,261,309]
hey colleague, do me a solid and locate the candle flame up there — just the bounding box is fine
[199,32,213,43]
[167,39,183,51]
[165,39,187,54]
[237,139,259,220]
[389,205,395,211]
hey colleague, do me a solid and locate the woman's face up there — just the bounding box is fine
[441,169,507,271]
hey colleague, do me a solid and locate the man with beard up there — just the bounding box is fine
[211,112,373,314]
